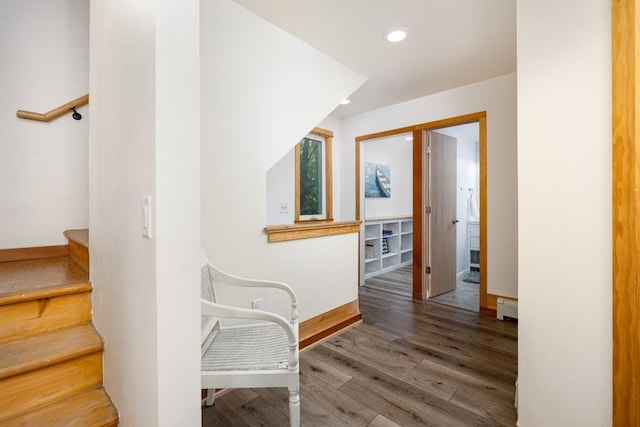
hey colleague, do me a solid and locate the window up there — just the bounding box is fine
[295,127,333,222]
[298,136,323,216]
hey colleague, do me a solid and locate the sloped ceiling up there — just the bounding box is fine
[233,0,516,118]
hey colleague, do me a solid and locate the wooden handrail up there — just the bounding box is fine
[16,94,89,122]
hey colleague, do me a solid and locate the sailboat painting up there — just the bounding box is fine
[365,162,391,198]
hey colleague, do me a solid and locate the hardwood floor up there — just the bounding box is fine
[430,277,479,312]
[362,265,413,299]
[363,265,480,312]
[202,284,518,426]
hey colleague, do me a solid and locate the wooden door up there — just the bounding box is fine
[427,131,457,297]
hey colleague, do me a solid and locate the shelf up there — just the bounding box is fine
[361,217,413,281]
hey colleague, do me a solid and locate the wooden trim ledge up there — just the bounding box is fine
[264,220,361,243]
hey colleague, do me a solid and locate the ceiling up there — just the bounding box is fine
[232,0,516,119]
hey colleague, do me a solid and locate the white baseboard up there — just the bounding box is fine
[456,268,469,280]
[497,298,519,320]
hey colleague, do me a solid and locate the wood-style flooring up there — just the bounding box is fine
[430,277,479,313]
[362,265,413,299]
[363,265,480,313]
[202,282,518,426]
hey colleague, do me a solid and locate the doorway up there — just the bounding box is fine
[427,124,480,312]
[356,112,488,313]
[358,132,414,297]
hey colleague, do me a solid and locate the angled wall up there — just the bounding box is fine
[201,0,365,320]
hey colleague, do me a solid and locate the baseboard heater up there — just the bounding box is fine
[497,298,518,321]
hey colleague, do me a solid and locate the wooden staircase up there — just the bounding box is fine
[0,230,118,426]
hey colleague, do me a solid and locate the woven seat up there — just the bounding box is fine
[202,324,289,372]
[201,257,300,427]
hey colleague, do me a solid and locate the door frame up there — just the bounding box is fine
[355,111,490,313]
[612,1,639,423]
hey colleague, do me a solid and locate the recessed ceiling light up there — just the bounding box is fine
[340,98,351,105]
[386,27,408,43]
[405,136,413,141]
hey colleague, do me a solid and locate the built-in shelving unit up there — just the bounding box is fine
[361,216,413,282]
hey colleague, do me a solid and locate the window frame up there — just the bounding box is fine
[295,127,333,222]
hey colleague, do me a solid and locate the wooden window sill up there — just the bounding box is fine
[264,220,361,243]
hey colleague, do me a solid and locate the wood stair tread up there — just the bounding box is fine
[0,324,103,380]
[63,229,89,249]
[0,232,116,425]
[0,256,90,306]
[1,386,118,427]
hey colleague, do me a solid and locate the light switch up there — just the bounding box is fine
[142,195,152,238]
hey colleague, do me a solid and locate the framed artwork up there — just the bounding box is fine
[365,162,391,198]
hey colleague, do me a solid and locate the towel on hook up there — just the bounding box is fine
[468,189,479,219]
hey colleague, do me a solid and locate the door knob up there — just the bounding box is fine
[452,219,459,224]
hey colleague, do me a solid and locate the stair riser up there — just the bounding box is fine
[1,386,118,427]
[68,239,89,272]
[0,292,92,344]
[0,246,118,425]
[0,352,103,422]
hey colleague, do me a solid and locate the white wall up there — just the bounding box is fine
[155,1,201,424]
[517,1,611,426]
[90,0,201,425]
[0,0,89,249]
[363,135,413,219]
[266,149,294,225]
[201,0,365,321]
[340,74,518,298]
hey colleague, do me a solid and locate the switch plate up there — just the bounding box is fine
[142,195,152,238]
[279,202,288,214]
